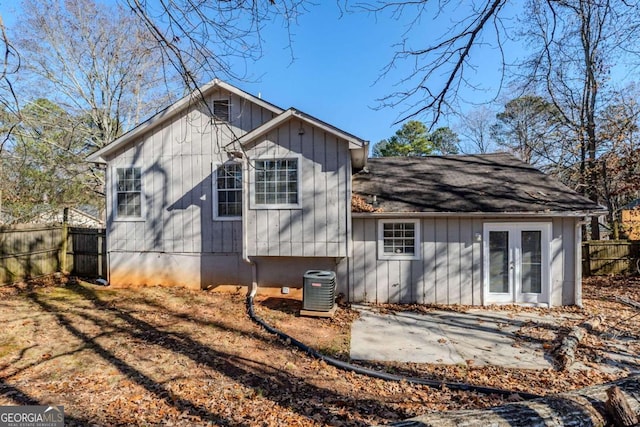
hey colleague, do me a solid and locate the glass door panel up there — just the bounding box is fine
[489,231,509,293]
[521,230,542,294]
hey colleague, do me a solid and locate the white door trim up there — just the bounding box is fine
[483,222,551,306]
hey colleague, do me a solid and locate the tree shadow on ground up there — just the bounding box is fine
[26,290,237,426]
[258,297,302,315]
[20,283,409,425]
[0,379,91,426]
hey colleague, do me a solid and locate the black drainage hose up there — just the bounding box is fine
[246,296,542,400]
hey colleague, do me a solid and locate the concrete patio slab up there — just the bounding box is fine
[350,305,578,369]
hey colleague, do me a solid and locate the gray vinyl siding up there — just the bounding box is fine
[104,89,275,287]
[554,216,578,306]
[348,216,580,306]
[245,119,351,258]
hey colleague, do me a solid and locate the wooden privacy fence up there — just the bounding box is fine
[68,227,106,279]
[0,224,64,284]
[582,240,640,276]
[0,224,106,285]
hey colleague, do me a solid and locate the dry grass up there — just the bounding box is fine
[0,275,638,426]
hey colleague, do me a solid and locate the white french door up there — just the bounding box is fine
[483,223,551,305]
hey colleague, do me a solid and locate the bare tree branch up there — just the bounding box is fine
[14,0,174,149]
[351,0,508,125]
[125,0,309,91]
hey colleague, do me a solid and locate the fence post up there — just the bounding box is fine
[61,207,69,273]
[98,230,104,278]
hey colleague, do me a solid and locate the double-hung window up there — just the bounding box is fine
[215,162,242,219]
[253,158,299,207]
[115,167,142,219]
[378,219,421,260]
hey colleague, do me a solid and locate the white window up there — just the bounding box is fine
[115,167,143,219]
[215,162,242,219]
[253,158,300,208]
[213,99,230,122]
[378,219,421,260]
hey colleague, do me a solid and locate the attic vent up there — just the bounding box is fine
[213,99,230,122]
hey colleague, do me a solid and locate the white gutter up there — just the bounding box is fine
[352,210,608,219]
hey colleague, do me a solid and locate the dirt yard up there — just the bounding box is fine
[0,276,638,426]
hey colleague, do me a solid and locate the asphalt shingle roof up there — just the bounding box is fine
[352,153,604,214]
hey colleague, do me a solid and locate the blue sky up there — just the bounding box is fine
[234,4,401,144]
[0,0,516,146]
[2,1,637,148]
[231,2,514,145]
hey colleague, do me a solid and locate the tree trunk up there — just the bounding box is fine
[616,296,640,311]
[386,374,640,427]
[606,386,639,427]
[555,316,603,370]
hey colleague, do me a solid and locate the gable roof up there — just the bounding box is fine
[87,79,284,163]
[236,108,369,169]
[238,108,366,149]
[34,207,105,227]
[621,198,640,210]
[352,153,606,215]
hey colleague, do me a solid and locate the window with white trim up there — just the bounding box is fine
[213,99,230,122]
[254,158,299,206]
[115,167,142,218]
[378,219,421,260]
[215,162,242,218]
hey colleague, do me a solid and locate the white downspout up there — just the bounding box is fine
[241,155,258,298]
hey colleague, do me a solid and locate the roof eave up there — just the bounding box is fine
[237,108,366,149]
[352,210,608,218]
[86,153,107,163]
[86,79,284,163]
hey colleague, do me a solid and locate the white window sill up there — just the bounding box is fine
[114,217,146,222]
[379,254,420,261]
[214,216,242,221]
[251,204,302,210]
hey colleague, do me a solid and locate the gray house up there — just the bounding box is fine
[87,79,604,307]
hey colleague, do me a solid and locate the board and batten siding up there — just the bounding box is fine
[105,88,275,288]
[347,216,580,306]
[552,216,579,306]
[245,119,351,258]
